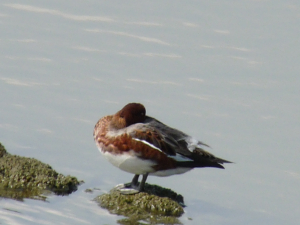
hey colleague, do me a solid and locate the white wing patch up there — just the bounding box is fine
[186,137,199,151]
[168,153,193,162]
[132,138,165,154]
[186,136,208,151]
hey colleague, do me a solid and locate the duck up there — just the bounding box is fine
[93,103,231,194]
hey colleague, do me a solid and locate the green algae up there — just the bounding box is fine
[95,183,184,224]
[0,143,7,157]
[0,142,81,200]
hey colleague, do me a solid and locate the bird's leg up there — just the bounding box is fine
[131,174,139,187]
[116,173,148,194]
[138,173,148,192]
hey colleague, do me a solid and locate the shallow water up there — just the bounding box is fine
[1,1,300,224]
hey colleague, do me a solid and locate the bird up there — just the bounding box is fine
[93,103,231,194]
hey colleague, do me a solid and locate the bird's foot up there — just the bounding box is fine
[113,183,140,195]
[113,174,148,195]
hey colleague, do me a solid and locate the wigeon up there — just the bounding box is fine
[94,103,231,194]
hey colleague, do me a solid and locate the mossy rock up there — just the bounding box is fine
[0,142,82,200]
[0,142,7,157]
[95,183,184,224]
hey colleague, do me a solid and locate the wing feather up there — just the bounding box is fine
[126,116,231,168]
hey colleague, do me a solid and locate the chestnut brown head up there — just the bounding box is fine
[119,103,146,126]
[111,103,146,129]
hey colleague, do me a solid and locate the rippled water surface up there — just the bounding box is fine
[1,1,300,224]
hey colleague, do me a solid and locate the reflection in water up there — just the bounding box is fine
[0,188,48,201]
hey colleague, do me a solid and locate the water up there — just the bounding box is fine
[1,1,300,224]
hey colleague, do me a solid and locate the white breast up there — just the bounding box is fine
[102,150,156,175]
